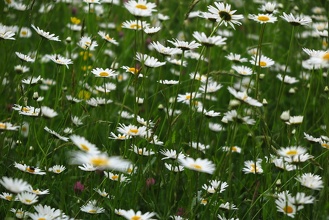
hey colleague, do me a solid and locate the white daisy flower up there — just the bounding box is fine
[295,173,324,190]
[31,24,60,41]
[178,157,215,174]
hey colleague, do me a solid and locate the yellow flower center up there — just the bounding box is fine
[185,95,191,100]
[128,67,138,74]
[105,35,112,41]
[38,218,46,220]
[21,31,27,36]
[129,128,139,134]
[231,146,238,152]
[250,164,259,173]
[201,199,208,205]
[99,71,109,77]
[257,15,270,22]
[25,199,32,203]
[135,4,147,9]
[321,143,329,149]
[26,167,35,173]
[192,164,202,170]
[90,157,108,166]
[130,24,142,29]
[55,169,61,173]
[111,175,119,180]
[322,52,329,61]
[259,61,267,67]
[0,123,6,129]
[22,107,30,112]
[131,216,141,220]
[286,150,298,156]
[78,90,91,100]
[5,195,12,200]
[138,149,143,155]
[80,144,90,151]
[283,205,294,214]
[89,209,97,213]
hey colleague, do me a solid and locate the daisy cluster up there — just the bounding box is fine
[0,0,328,219]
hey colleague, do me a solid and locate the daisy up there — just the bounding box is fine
[158,79,179,85]
[283,153,314,163]
[98,31,119,45]
[124,0,157,17]
[78,36,98,50]
[28,204,62,219]
[227,87,263,107]
[92,67,117,78]
[164,163,184,172]
[166,57,187,66]
[70,151,132,172]
[70,134,101,154]
[14,162,46,175]
[277,146,307,157]
[248,14,277,24]
[122,20,150,30]
[144,26,161,35]
[31,24,60,41]
[160,149,185,160]
[151,41,182,56]
[178,157,215,174]
[250,55,275,68]
[17,192,38,205]
[117,123,148,137]
[71,116,83,126]
[48,165,66,174]
[225,52,248,63]
[275,198,303,218]
[203,110,221,117]
[280,12,312,26]
[0,122,19,131]
[40,106,58,118]
[272,158,297,171]
[177,92,201,104]
[46,54,73,69]
[286,116,303,125]
[295,173,324,190]
[130,145,155,156]
[207,2,244,29]
[21,75,43,85]
[199,81,223,93]
[0,25,15,40]
[242,159,263,174]
[135,52,166,68]
[0,177,31,193]
[192,31,227,47]
[28,187,50,195]
[95,82,117,93]
[199,11,218,22]
[104,171,129,182]
[94,188,110,198]
[80,200,105,214]
[15,52,35,62]
[168,39,201,51]
[10,208,28,219]
[232,65,253,76]
[304,132,322,143]
[109,132,131,140]
[0,192,17,201]
[44,126,69,142]
[219,202,238,210]
[19,27,32,38]
[292,192,315,205]
[78,163,97,171]
[83,0,101,3]
[119,209,156,220]
[259,2,278,14]
[276,74,299,84]
[222,146,241,153]
[190,142,210,153]
[208,122,225,132]
[14,65,30,74]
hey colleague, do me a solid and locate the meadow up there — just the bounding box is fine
[0,0,329,219]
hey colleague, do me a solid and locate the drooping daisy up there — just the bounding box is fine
[135,52,166,68]
[168,38,201,51]
[0,25,15,40]
[15,51,35,62]
[295,173,324,190]
[122,20,150,30]
[208,122,225,132]
[248,14,277,24]
[242,159,263,174]
[207,2,244,29]
[225,52,248,63]
[40,106,58,118]
[98,31,119,45]
[71,116,84,126]
[151,41,182,56]
[17,192,38,205]
[46,54,73,69]
[0,176,31,193]
[178,157,215,174]
[78,36,98,50]
[31,24,60,41]
[48,165,66,174]
[14,162,46,175]
[219,202,238,210]
[166,57,187,67]
[259,2,278,14]
[192,31,227,47]
[276,74,299,84]
[280,12,312,26]
[124,0,157,17]
[91,67,117,78]
[44,126,69,142]
[21,75,43,85]
[80,200,105,214]
[14,64,30,74]
[227,87,262,107]
[119,209,156,220]
[250,54,275,68]
[70,151,132,172]
[285,115,303,125]
[70,134,101,154]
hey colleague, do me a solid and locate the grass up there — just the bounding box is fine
[0,0,329,219]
